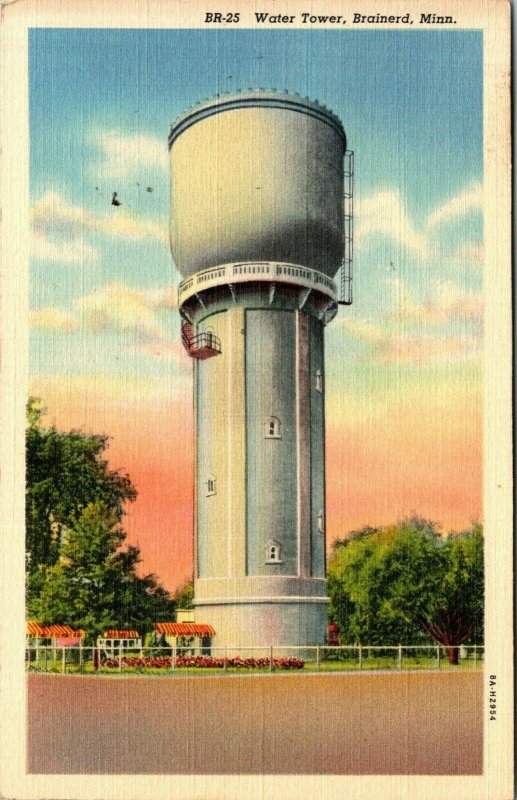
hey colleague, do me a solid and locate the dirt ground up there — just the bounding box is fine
[28,670,482,774]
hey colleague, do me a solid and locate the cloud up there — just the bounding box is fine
[31,282,184,363]
[340,275,483,365]
[449,242,484,265]
[31,192,88,239]
[341,317,481,365]
[355,190,429,260]
[339,318,384,344]
[129,339,187,363]
[389,278,483,326]
[31,231,98,264]
[31,307,80,333]
[94,209,168,246]
[355,183,483,263]
[30,373,191,411]
[31,191,168,254]
[77,283,186,365]
[75,282,178,341]
[427,182,483,229]
[76,284,161,340]
[141,286,178,310]
[92,130,169,179]
[379,333,481,365]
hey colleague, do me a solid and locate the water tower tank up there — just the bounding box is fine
[169,91,346,277]
[168,91,351,650]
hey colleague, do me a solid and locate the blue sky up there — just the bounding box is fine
[29,27,483,382]
[28,26,485,397]
[27,27,485,582]
[30,28,482,206]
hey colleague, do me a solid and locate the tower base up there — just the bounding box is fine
[194,596,328,652]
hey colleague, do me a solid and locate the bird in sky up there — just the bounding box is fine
[111,192,121,206]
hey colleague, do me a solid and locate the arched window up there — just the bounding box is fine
[264,416,281,439]
[265,540,283,564]
[206,475,216,496]
[204,327,215,349]
[315,370,323,393]
[317,511,325,534]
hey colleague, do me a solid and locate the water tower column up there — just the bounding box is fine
[178,274,335,648]
[169,90,348,649]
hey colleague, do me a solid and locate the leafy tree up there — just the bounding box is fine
[33,502,124,636]
[111,544,177,634]
[416,525,484,663]
[26,399,175,638]
[174,579,194,610]
[328,519,438,645]
[328,518,484,662]
[32,501,176,639]
[26,397,136,607]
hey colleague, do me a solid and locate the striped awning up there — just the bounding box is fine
[103,629,140,639]
[155,622,216,637]
[26,622,85,638]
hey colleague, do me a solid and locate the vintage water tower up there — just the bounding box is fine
[168,90,353,648]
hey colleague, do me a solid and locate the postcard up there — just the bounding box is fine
[0,1,512,798]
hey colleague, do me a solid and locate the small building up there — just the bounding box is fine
[26,622,85,647]
[96,629,142,657]
[176,609,195,624]
[155,622,215,654]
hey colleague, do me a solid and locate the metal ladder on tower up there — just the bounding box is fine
[338,150,354,305]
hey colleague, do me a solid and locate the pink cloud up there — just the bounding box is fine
[378,333,481,365]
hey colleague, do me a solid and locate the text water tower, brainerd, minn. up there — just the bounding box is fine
[168,90,354,648]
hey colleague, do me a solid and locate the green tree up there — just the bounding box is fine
[26,397,136,607]
[328,520,438,645]
[32,501,175,639]
[111,544,177,632]
[173,579,194,610]
[26,399,175,638]
[416,525,484,663]
[33,502,123,636]
[328,518,484,662]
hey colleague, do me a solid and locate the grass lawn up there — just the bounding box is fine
[26,653,483,676]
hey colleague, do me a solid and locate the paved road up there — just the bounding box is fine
[28,670,482,774]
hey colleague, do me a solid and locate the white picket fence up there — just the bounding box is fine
[25,643,484,675]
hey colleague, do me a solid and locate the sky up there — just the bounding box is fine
[29,28,483,592]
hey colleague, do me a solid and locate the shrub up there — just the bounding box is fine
[100,655,305,670]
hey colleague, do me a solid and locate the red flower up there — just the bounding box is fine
[100,654,305,670]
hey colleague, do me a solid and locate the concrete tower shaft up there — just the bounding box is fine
[169,91,347,648]
[183,286,332,648]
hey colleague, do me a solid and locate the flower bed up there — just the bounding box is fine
[100,655,304,670]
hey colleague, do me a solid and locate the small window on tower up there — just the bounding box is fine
[206,476,216,496]
[317,511,324,534]
[265,540,283,564]
[316,370,323,393]
[265,416,282,439]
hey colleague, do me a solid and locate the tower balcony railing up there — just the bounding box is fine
[178,261,337,306]
[181,321,221,359]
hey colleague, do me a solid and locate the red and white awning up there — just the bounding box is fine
[103,630,140,639]
[26,622,85,639]
[155,622,216,637]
